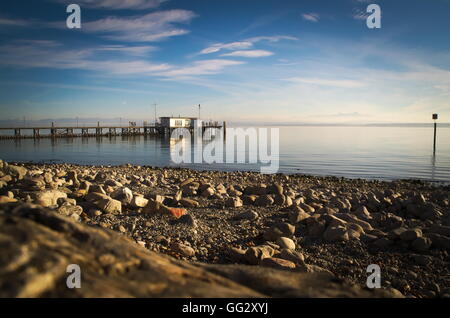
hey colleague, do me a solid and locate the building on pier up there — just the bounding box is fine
[159,116,198,128]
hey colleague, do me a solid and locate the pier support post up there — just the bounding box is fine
[223,121,226,139]
[51,122,56,138]
[433,121,437,155]
[432,113,438,155]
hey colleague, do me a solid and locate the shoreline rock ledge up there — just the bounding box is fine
[0,203,398,298]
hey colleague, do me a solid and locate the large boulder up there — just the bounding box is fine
[0,204,400,298]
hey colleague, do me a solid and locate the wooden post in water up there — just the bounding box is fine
[223,121,226,139]
[432,113,438,155]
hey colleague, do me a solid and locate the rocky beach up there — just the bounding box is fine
[0,159,449,298]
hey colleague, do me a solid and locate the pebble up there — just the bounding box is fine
[235,211,258,221]
[263,222,295,241]
[400,228,423,241]
[178,214,196,227]
[276,237,296,250]
[260,257,296,270]
[171,242,195,257]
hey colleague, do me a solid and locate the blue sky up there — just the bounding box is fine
[0,0,449,124]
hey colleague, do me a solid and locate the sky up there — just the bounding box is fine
[0,0,449,124]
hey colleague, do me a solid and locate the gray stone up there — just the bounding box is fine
[89,184,106,194]
[33,190,68,207]
[131,196,149,208]
[263,222,295,241]
[426,233,450,249]
[7,165,27,180]
[355,205,371,219]
[276,237,296,250]
[58,204,83,217]
[225,197,243,208]
[244,245,275,265]
[260,257,296,270]
[323,225,349,242]
[178,214,196,227]
[201,187,215,198]
[235,211,258,221]
[255,195,274,207]
[110,187,133,205]
[400,228,422,241]
[278,249,305,265]
[411,254,431,266]
[97,197,122,214]
[288,206,310,223]
[306,217,326,237]
[170,242,195,257]
[411,237,432,252]
[179,198,199,208]
[373,238,393,249]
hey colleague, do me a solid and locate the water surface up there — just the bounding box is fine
[1,126,449,182]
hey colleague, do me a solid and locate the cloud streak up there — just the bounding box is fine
[0,40,243,79]
[200,35,297,55]
[52,0,167,10]
[80,10,197,42]
[285,77,367,88]
[0,15,32,27]
[221,50,274,58]
[156,59,245,78]
[302,13,320,22]
[352,8,369,20]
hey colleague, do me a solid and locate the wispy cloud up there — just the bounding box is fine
[50,10,197,42]
[0,40,170,74]
[156,59,245,79]
[286,77,366,88]
[200,35,297,55]
[245,35,298,43]
[317,112,370,118]
[200,41,253,54]
[52,0,167,10]
[0,15,32,27]
[302,13,320,22]
[0,40,243,79]
[93,45,156,56]
[221,50,273,58]
[352,8,369,20]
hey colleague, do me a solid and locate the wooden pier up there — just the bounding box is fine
[0,121,225,140]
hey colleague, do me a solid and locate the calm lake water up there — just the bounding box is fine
[1,126,449,182]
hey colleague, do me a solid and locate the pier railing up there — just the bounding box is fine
[0,122,225,139]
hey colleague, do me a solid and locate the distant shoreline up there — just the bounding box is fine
[0,120,449,128]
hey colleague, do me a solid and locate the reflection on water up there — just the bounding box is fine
[1,126,449,182]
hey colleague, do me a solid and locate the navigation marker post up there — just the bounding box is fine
[432,113,438,155]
